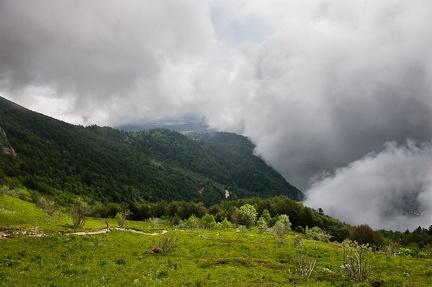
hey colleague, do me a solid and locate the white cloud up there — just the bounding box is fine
[305,141,432,231]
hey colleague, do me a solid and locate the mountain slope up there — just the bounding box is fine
[0,96,302,205]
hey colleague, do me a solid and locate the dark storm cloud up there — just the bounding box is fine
[0,0,214,123]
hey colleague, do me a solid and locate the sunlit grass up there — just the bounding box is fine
[2,195,432,286]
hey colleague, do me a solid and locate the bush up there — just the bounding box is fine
[271,214,291,244]
[36,197,58,216]
[115,209,132,227]
[157,233,178,254]
[220,217,233,229]
[148,217,160,228]
[257,216,268,233]
[304,226,331,242]
[237,225,248,233]
[342,240,370,283]
[239,204,257,227]
[350,224,377,245]
[186,215,200,229]
[292,237,316,278]
[200,214,216,229]
[260,209,272,225]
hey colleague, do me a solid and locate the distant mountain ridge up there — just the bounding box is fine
[0,96,303,205]
[117,116,209,133]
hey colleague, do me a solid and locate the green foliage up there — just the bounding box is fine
[35,197,58,216]
[260,208,272,225]
[186,215,201,229]
[220,217,233,230]
[278,214,292,231]
[239,204,257,227]
[157,233,178,254]
[256,216,268,232]
[200,214,217,229]
[217,196,351,241]
[304,226,331,242]
[115,209,132,228]
[148,217,161,228]
[350,224,381,246]
[293,238,316,279]
[271,215,291,244]
[342,240,370,283]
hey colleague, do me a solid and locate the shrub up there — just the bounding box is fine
[296,251,316,278]
[115,209,132,227]
[186,215,200,228]
[272,222,288,244]
[278,214,292,230]
[148,217,160,228]
[220,217,233,230]
[292,237,316,278]
[36,197,58,216]
[350,224,377,245]
[304,226,331,242]
[239,204,257,227]
[260,209,272,225]
[256,216,268,233]
[157,233,178,254]
[237,225,248,233]
[271,215,291,244]
[342,240,370,283]
[201,214,217,229]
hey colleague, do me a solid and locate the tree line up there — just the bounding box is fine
[87,196,432,253]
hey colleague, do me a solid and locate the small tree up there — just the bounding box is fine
[149,233,178,254]
[159,233,178,253]
[257,216,268,232]
[271,214,291,244]
[116,209,132,227]
[201,213,216,229]
[350,224,375,245]
[36,197,58,216]
[72,198,88,228]
[342,240,370,283]
[272,221,288,244]
[220,217,233,230]
[239,204,257,228]
[186,215,200,229]
[278,214,292,230]
[260,209,272,225]
[304,226,331,242]
[148,217,160,228]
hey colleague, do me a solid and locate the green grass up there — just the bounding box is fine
[1,195,432,286]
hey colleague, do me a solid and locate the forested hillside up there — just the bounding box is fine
[0,96,302,205]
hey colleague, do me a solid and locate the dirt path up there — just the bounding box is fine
[1,228,169,238]
[66,228,168,236]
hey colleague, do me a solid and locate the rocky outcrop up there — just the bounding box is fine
[0,127,16,156]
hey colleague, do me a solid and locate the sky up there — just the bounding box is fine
[1,0,432,231]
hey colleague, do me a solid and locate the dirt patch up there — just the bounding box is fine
[66,228,168,236]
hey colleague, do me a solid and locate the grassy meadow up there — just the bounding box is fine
[1,195,432,286]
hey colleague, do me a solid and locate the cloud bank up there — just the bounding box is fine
[1,0,432,230]
[305,141,432,230]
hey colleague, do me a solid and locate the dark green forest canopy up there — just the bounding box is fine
[0,96,303,205]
